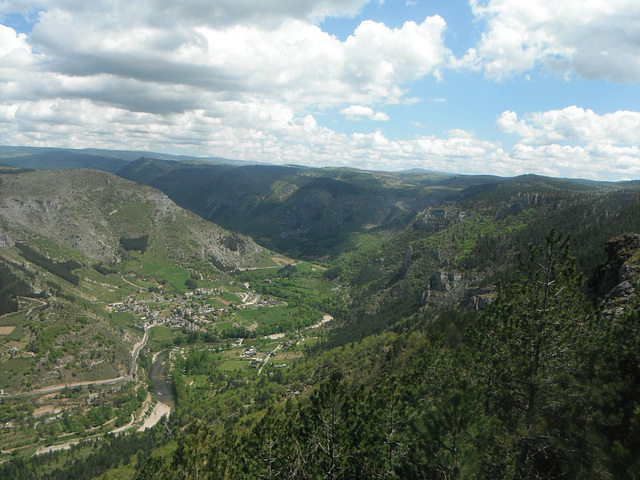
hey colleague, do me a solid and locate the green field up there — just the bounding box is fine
[217,359,249,372]
[221,292,242,303]
[120,239,191,293]
[213,321,236,333]
[236,305,298,329]
[109,311,139,330]
[204,298,227,309]
[0,357,33,390]
[149,326,181,344]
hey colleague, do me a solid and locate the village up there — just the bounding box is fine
[108,284,284,334]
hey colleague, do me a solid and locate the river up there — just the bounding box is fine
[33,342,176,454]
[150,349,176,410]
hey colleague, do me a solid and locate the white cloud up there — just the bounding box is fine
[496,107,640,179]
[2,97,639,180]
[1,0,370,27]
[372,111,390,121]
[3,3,448,114]
[0,24,37,80]
[497,106,640,145]
[468,0,640,82]
[340,105,389,121]
[343,16,448,90]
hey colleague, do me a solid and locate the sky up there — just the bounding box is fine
[0,0,639,181]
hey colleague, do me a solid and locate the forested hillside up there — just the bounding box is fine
[2,157,640,479]
[6,231,637,479]
[117,159,515,258]
[123,232,640,479]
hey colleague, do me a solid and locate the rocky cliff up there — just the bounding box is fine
[0,169,270,270]
[588,233,640,318]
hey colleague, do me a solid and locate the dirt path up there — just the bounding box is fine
[307,314,334,329]
[121,276,140,287]
[35,439,83,456]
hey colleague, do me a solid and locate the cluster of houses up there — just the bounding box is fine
[107,285,283,334]
[242,346,259,358]
[243,344,290,370]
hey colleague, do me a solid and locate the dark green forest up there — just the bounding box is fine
[0,257,34,314]
[15,243,81,286]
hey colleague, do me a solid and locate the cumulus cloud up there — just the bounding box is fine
[3,3,448,114]
[0,24,36,80]
[1,0,370,27]
[0,95,501,173]
[2,96,639,180]
[497,107,640,180]
[468,0,640,81]
[343,16,448,88]
[497,107,640,145]
[340,105,389,121]
[1,1,639,182]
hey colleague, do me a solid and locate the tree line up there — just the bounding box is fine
[15,243,80,286]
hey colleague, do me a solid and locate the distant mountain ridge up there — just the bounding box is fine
[0,145,258,169]
[116,158,511,257]
[1,145,634,264]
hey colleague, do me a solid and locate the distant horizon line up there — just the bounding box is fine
[0,144,634,184]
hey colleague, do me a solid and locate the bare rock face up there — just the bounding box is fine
[463,287,495,310]
[420,270,470,308]
[494,192,558,219]
[0,233,12,247]
[588,233,640,317]
[0,169,269,270]
[429,271,450,292]
[413,208,470,232]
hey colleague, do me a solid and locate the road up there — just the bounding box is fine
[1,326,150,400]
[257,343,282,375]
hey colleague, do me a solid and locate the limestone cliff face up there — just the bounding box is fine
[413,208,470,232]
[0,169,268,269]
[588,233,640,318]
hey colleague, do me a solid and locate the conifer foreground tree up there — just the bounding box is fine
[471,230,598,479]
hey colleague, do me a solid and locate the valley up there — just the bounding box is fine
[1,152,640,478]
[0,0,637,475]
[0,215,332,462]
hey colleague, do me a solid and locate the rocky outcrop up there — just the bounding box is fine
[463,287,496,310]
[420,271,465,306]
[495,192,558,219]
[588,233,640,318]
[413,208,470,232]
[429,271,462,292]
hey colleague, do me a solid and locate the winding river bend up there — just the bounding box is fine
[150,349,176,410]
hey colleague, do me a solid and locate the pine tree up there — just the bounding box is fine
[471,230,596,478]
[296,371,352,479]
